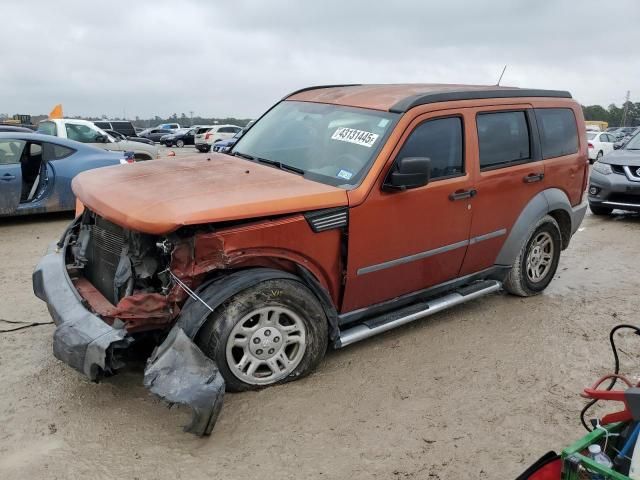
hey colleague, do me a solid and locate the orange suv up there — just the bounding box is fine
[33,84,588,434]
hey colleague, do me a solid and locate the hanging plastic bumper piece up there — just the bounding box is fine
[33,240,225,436]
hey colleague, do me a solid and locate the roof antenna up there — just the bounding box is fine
[496,65,507,86]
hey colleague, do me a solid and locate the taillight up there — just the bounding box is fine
[588,142,594,149]
[205,133,212,140]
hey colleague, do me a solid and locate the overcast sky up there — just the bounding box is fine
[2,0,639,119]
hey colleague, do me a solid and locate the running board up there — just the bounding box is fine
[336,280,501,348]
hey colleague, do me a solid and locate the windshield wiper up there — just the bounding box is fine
[232,151,255,160]
[257,158,305,175]
[232,151,304,175]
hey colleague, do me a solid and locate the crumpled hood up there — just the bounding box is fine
[602,149,640,166]
[72,154,348,235]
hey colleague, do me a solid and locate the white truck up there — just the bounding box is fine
[38,118,158,160]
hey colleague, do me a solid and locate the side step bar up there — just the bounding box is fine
[336,280,501,348]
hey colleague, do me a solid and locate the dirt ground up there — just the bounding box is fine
[1,208,640,480]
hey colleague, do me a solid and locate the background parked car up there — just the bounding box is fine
[587,131,616,163]
[160,128,196,147]
[588,131,640,215]
[211,121,255,153]
[93,120,137,137]
[196,125,242,152]
[38,119,158,160]
[157,123,180,130]
[139,128,175,143]
[0,125,35,133]
[0,132,128,217]
[104,129,155,146]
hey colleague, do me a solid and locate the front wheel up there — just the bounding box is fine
[504,215,562,297]
[176,139,184,147]
[195,279,328,392]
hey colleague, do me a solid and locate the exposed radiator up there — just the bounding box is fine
[85,216,125,304]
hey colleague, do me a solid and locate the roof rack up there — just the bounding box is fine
[283,84,362,100]
[390,88,572,113]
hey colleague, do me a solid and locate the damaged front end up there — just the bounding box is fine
[32,212,225,436]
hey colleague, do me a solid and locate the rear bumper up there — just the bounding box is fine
[32,242,131,380]
[570,199,588,235]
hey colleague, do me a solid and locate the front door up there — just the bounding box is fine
[0,139,26,215]
[459,105,546,276]
[342,112,475,313]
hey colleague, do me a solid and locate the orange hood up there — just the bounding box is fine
[72,154,348,235]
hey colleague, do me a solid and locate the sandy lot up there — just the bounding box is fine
[1,208,639,480]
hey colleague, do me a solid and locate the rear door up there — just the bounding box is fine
[459,105,545,276]
[0,139,26,215]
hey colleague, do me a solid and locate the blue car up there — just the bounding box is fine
[0,132,128,217]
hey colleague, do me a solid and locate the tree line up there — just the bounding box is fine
[582,101,639,127]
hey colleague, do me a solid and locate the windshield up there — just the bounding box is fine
[586,133,596,140]
[625,132,640,149]
[231,101,398,188]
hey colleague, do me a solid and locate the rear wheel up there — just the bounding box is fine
[589,203,613,216]
[596,151,603,162]
[504,215,562,297]
[195,279,328,392]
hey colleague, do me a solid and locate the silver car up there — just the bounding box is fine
[589,131,640,215]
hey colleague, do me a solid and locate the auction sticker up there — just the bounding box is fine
[331,127,379,148]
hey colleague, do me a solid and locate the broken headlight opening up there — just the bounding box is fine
[58,210,226,436]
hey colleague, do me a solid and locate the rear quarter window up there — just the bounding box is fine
[534,108,579,159]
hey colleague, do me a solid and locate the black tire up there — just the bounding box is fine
[195,279,328,392]
[503,215,562,297]
[589,203,613,216]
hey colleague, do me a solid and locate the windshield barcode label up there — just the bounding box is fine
[331,128,379,147]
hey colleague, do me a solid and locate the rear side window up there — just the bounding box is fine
[477,111,530,170]
[534,108,578,159]
[94,122,111,130]
[111,121,136,136]
[39,121,57,136]
[42,142,75,161]
[396,116,464,180]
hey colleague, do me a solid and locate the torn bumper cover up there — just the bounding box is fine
[143,328,225,435]
[32,242,225,436]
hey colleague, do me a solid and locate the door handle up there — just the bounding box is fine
[1,173,16,181]
[523,173,544,183]
[449,188,477,201]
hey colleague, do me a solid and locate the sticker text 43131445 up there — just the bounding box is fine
[331,127,379,148]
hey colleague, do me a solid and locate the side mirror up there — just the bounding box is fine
[383,157,431,191]
[95,134,109,143]
[614,142,622,150]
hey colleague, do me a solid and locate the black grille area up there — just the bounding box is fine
[85,216,125,304]
[608,193,640,205]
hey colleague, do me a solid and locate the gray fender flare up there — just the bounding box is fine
[495,188,576,267]
[175,267,339,342]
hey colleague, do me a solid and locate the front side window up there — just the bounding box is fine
[232,101,398,188]
[0,139,27,165]
[65,123,102,143]
[534,108,579,159]
[477,111,530,169]
[395,117,464,180]
[38,121,57,136]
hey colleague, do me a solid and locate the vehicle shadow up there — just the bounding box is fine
[0,211,74,227]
